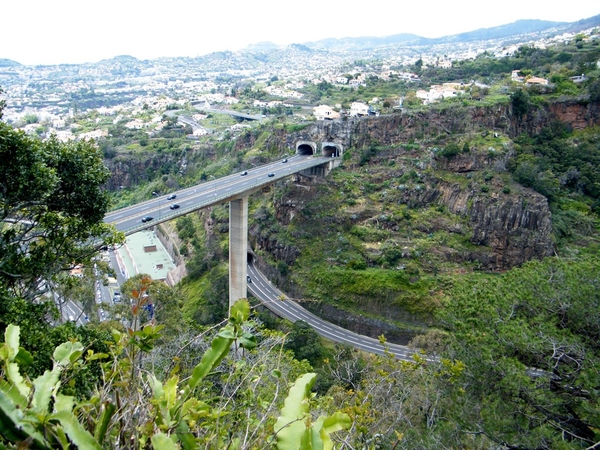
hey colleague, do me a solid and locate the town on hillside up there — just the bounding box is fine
[1,25,597,142]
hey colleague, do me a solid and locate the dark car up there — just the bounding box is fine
[241,171,248,176]
[247,276,252,283]
[167,194,177,200]
[169,204,180,210]
[141,216,153,223]
[268,173,275,177]
[282,158,288,163]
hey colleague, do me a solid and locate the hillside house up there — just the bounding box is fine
[125,119,145,130]
[526,76,549,85]
[350,102,370,117]
[230,123,252,133]
[570,75,587,83]
[349,78,366,88]
[398,72,420,82]
[79,129,108,140]
[192,128,209,137]
[416,84,461,104]
[51,130,73,142]
[313,105,340,120]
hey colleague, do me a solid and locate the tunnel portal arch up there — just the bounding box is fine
[296,141,316,156]
[321,142,343,158]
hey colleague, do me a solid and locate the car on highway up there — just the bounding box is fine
[141,216,153,223]
[167,194,177,200]
[268,173,275,177]
[247,276,252,283]
[282,158,288,163]
[169,204,180,210]
[241,171,248,176]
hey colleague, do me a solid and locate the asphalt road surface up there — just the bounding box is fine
[247,263,424,362]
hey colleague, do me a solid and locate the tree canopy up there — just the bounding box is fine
[438,254,600,448]
[0,120,122,300]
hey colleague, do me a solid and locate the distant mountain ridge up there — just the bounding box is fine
[299,19,575,51]
[0,58,21,67]
[305,33,422,51]
[3,15,600,67]
[431,19,567,43]
[243,15,600,53]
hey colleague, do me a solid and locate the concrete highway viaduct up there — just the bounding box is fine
[105,141,343,307]
[227,141,342,306]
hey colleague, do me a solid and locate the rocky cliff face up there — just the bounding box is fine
[249,177,309,266]
[253,151,554,271]
[402,178,554,270]
[101,99,594,342]
[258,100,595,270]
[250,230,301,267]
[105,154,175,190]
[286,99,600,151]
[105,100,599,191]
[105,100,593,273]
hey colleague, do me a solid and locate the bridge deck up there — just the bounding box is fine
[105,155,333,235]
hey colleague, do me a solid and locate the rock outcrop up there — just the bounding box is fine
[402,179,554,270]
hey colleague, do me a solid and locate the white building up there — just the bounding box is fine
[313,105,340,120]
[349,102,370,117]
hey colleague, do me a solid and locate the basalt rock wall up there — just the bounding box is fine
[401,178,554,270]
[286,99,599,152]
[250,100,592,270]
[105,154,177,190]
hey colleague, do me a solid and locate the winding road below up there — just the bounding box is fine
[247,263,424,362]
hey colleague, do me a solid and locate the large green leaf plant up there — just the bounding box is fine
[0,299,349,449]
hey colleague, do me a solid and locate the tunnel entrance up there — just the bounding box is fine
[296,141,316,156]
[321,142,343,158]
[322,145,337,157]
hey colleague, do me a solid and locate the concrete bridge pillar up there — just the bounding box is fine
[229,196,248,309]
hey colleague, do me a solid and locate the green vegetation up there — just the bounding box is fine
[0,105,123,392]
[0,124,122,299]
[437,254,600,448]
[0,299,353,449]
[2,30,600,449]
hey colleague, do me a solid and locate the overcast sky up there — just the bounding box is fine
[2,0,599,66]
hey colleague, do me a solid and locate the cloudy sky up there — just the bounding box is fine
[2,0,599,66]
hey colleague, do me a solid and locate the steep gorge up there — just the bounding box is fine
[105,99,598,340]
[245,100,594,272]
[242,99,598,339]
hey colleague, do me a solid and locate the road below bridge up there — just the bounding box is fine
[247,263,422,362]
